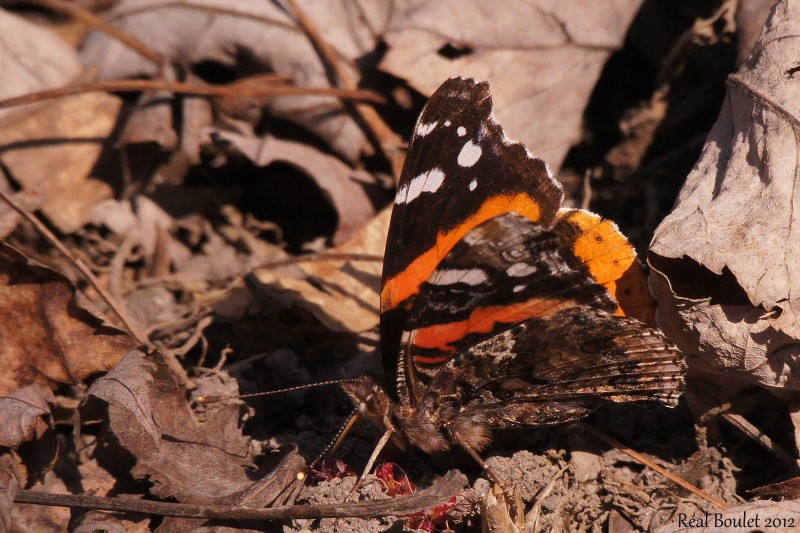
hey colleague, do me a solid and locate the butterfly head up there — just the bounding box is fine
[340,375,408,451]
[341,375,459,455]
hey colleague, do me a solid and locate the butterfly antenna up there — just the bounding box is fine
[197,378,358,404]
[307,405,361,469]
[296,405,362,482]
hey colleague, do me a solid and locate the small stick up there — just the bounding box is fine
[14,470,467,520]
[283,0,405,179]
[581,424,730,510]
[0,189,147,344]
[721,412,800,471]
[0,79,385,111]
[28,0,164,65]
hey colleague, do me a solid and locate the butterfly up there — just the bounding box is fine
[340,77,686,483]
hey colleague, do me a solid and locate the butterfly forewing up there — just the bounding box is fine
[396,214,616,401]
[380,78,563,377]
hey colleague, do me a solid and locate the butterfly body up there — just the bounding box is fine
[343,77,685,469]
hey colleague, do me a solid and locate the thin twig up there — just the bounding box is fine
[721,412,800,471]
[253,252,383,271]
[0,78,385,111]
[526,462,568,528]
[283,0,405,179]
[14,470,467,520]
[0,189,148,344]
[582,424,730,510]
[28,0,164,66]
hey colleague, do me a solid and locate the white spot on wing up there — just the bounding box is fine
[432,268,489,286]
[458,140,482,167]
[513,284,526,293]
[469,179,478,191]
[444,120,452,127]
[506,263,537,277]
[415,121,438,137]
[395,168,446,204]
[457,126,466,137]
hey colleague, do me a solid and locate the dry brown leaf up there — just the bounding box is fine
[72,512,126,533]
[248,208,387,333]
[0,9,82,124]
[736,0,778,65]
[481,484,524,533]
[0,92,122,233]
[0,243,136,395]
[649,0,800,392]
[0,8,118,234]
[88,351,162,449]
[0,461,17,533]
[86,349,260,503]
[748,476,800,499]
[0,384,54,449]
[206,129,375,244]
[80,0,381,161]
[381,0,643,169]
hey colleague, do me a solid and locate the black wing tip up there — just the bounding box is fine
[433,76,490,102]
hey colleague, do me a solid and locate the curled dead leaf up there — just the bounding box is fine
[87,350,162,451]
[0,243,135,395]
[248,208,387,333]
[381,0,644,168]
[85,349,261,503]
[649,0,800,392]
[0,384,54,449]
[205,129,375,244]
[80,0,374,161]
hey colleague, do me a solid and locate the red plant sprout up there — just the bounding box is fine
[311,458,355,482]
[404,494,473,532]
[375,462,415,496]
[374,462,472,532]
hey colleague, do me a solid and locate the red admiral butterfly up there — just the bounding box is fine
[341,77,686,483]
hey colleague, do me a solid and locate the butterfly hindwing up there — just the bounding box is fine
[553,209,657,325]
[420,306,685,433]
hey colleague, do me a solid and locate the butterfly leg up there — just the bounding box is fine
[348,427,395,498]
[442,422,507,491]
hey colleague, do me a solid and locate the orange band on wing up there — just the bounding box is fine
[557,209,655,325]
[564,211,634,293]
[382,193,543,312]
[411,297,578,354]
